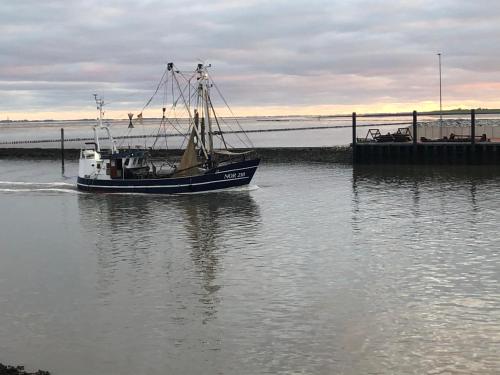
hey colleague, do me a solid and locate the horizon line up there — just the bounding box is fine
[2,107,499,123]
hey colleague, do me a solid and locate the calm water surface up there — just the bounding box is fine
[0,160,499,374]
[0,116,413,148]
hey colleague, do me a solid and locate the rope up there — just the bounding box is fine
[207,71,254,148]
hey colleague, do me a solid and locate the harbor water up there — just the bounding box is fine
[0,159,499,374]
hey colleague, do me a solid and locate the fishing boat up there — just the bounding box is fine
[77,63,260,194]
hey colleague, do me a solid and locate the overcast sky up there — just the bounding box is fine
[1,0,500,119]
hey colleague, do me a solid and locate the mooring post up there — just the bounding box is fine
[352,112,357,163]
[61,128,65,174]
[412,110,418,145]
[471,108,476,145]
[412,110,418,162]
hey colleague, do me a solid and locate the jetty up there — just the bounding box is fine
[352,109,500,164]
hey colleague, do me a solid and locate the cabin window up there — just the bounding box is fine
[137,158,143,165]
[125,158,130,167]
[97,163,101,169]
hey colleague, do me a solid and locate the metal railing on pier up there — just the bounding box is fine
[351,109,500,164]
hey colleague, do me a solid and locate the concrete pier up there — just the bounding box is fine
[354,142,500,164]
[352,110,500,165]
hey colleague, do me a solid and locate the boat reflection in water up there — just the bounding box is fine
[77,190,261,325]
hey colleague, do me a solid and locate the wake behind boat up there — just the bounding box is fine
[77,63,260,194]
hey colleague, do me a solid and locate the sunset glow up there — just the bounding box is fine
[0,1,499,120]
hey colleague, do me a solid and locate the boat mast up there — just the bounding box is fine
[198,64,213,158]
[93,94,117,153]
[168,63,208,159]
[93,94,101,152]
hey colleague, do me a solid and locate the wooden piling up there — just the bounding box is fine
[60,128,65,173]
[412,110,417,145]
[412,111,417,161]
[352,112,357,162]
[471,109,476,145]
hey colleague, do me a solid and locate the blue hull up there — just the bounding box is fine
[77,158,260,194]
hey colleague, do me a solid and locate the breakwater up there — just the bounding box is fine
[0,146,353,163]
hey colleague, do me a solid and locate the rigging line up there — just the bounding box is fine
[163,116,184,150]
[190,89,198,103]
[165,106,189,151]
[157,71,191,148]
[177,71,198,85]
[152,117,166,149]
[164,71,168,108]
[168,109,190,138]
[163,103,190,140]
[176,70,199,113]
[171,66,208,158]
[171,75,196,110]
[207,71,254,148]
[171,71,175,109]
[142,66,169,111]
[163,118,169,151]
[218,114,250,148]
[173,112,189,151]
[219,109,252,148]
[213,113,250,149]
[221,107,252,148]
[118,127,133,148]
[141,114,148,149]
[213,131,235,149]
[208,96,228,150]
[154,96,188,150]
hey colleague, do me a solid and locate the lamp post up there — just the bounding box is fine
[437,52,443,137]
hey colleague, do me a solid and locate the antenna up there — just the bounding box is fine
[92,94,117,153]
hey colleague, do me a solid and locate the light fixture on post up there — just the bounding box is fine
[437,52,443,137]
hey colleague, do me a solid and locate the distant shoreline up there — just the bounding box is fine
[2,109,500,123]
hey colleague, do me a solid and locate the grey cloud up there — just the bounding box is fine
[0,0,499,115]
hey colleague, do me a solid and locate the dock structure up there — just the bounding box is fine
[352,110,500,164]
[355,141,500,164]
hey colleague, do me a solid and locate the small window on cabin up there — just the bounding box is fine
[125,158,130,166]
[138,158,143,165]
[97,163,101,169]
